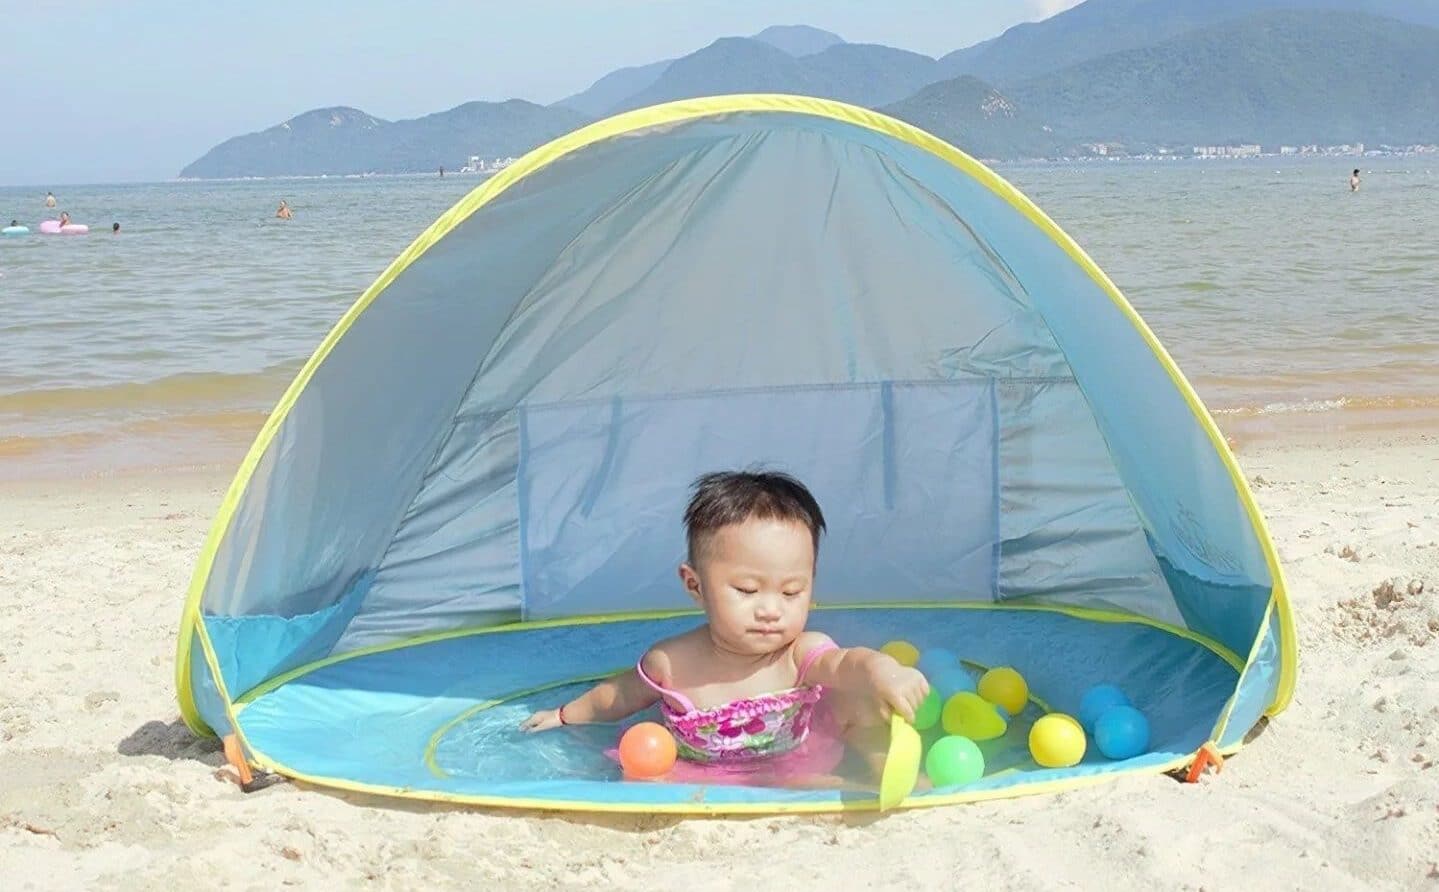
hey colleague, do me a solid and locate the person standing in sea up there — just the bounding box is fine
[1350,169,1361,192]
[45,191,56,207]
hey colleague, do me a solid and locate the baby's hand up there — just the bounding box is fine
[868,658,930,723]
[519,709,563,732]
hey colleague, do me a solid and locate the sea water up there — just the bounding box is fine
[2,157,1436,478]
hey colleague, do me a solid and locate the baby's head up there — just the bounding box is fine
[679,470,826,655]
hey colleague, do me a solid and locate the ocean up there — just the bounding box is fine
[2,157,1436,479]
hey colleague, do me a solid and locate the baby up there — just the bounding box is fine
[521,470,928,785]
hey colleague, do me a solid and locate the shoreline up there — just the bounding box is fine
[4,406,1439,487]
[2,426,1434,494]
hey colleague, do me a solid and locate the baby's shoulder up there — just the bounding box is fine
[640,632,696,683]
[792,630,836,660]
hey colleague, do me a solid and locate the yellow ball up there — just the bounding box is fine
[879,640,920,667]
[978,666,1029,715]
[1029,713,1087,768]
[940,692,1008,741]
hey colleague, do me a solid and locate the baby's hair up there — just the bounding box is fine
[684,470,826,564]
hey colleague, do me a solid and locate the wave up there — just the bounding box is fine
[1211,395,1439,418]
[0,365,297,415]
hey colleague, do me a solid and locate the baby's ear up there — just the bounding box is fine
[677,563,702,603]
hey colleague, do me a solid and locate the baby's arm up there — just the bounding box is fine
[796,632,928,722]
[519,659,661,732]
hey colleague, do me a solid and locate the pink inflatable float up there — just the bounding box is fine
[39,220,90,235]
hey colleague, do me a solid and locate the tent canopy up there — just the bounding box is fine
[176,95,1294,813]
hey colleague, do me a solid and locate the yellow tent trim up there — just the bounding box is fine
[175,94,1293,757]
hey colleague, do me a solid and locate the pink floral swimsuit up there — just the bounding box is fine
[635,641,841,767]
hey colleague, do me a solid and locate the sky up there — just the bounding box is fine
[0,0,1084,186]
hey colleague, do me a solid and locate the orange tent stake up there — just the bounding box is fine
[1184,742,1225,783]
[223,734,255,787]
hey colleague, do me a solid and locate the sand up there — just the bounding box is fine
[2,436,1437,891]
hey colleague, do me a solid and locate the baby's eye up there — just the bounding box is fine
[783,591,803,598]
[735,587,758,595]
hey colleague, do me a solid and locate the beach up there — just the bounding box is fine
[2,431,1435,890]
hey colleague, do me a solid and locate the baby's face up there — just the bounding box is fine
[684,517,815,656]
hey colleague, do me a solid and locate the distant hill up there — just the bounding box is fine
[608,37,942,114]
[180,101,591,179]
[608,39,812,113]
[751,24,845,56]
[800,44,945,108]
[557,25,845,116]
[1008,10,1439,148]
[879,77,1067,159]
[182,7,1439,178]
[555,61,674,118]
[941,0,1439,85]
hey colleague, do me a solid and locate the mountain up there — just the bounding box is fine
[751,25,845,56]
[801,44,945,107]
[941,0,1439,85]
[1008,10,1439,148]
[557,24,845,116]
[608,38,942,114]
[879,77,1067,159]
[183,7,1439,177]
[180,101,591,179]
[180,108,390,179]
[609,38,811,113]
[555,60,673,117]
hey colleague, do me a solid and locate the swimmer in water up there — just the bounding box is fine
[1349,169,1361,192]
[59,211,71,227]
[276,200,293,219]
[45,191,56,208]
[112,222,120,234]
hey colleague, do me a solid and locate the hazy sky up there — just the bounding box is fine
[1,1,1083,186]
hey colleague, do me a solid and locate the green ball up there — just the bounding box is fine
[913,688,942,731]
[924,735,985,787]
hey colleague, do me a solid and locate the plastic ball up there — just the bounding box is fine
[618,722,677,778]
[916,647,959,676]
[912,688,942,731]
[1093,706,1150,760]
[1079,684,1131,732]
[1029,713,1087,768]
[880,640,920,667]
[931,665,977,700]
[924,735,986,787]
[941,691,1008,740]
[977,666,1029,715]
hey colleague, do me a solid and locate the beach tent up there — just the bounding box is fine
[175,95,1295,813]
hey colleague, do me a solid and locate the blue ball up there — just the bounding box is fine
[931,665,976,701]
[1079,684,1131,732]
[916,647,959,677]
[1093,706,1150,759]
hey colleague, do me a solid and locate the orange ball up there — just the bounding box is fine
[618,722,677,779]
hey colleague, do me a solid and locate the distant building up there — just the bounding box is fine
[458,154,520,174]
[1191,144,1261,158]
